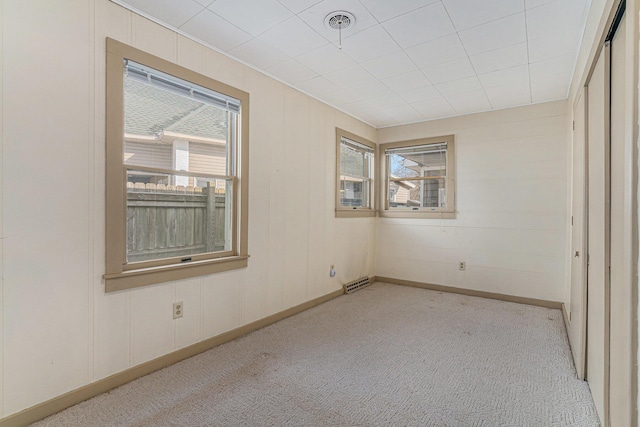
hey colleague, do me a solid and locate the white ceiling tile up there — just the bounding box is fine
[526,0,588,41]
[383,3,456,48]
[352,93,407,110]
[229,39,291,70]
[258,16,328,57]
[335,99,376,114]
[295,76,341,94]
[180,9,253,51]
[531,71,571,101]
[396,85,441,103]
[532,85,569,103]
[339,25,401,62]
[459,13,526,55]
[380,97,410,112]
[194,0,214,6]
[529,54,576,81]
[422,57,475,84]
[369,93,407,107]
[412,96,455,119]
[276,0,323,14]
[341,98,395,122]
[446,89,491,114]
[382,70,432,92]
[266,58,319,83]
[443,0,524,31]
[207,0,292,37]
[354,113,387,126]
[344,81,395,102]
[405,34,467,69]
[359,0,439,22]
[528,29,581,62]
[478,65,529,89]
[469,42,528,75]
[295,44,356,75]
[436,76,483,96]
[380,103,426,124]
[485,83,531,109]
[360,111,399,127]
[323,64,376,88]
[375,116,403,127]
[124,0,204,28]
[298,0,378,43]
[387,108,426,124]
[319,87,361,105]
[361,51,417,79]
[525,0,556,9]
[329,86,400,108]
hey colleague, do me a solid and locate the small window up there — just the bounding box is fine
[380,135,456,219]
[104,38,249,291]
[336,129,376,218]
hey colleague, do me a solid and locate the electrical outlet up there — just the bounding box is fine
[173,301,184,319]
[459,261,466,271]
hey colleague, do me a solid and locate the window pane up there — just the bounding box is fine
[340,177,370,207]
[387,144,447,210]
[126,170,232,263]
[387,149,446,179]
[423,178,445,208]
[340,144,368,178]
[389,178,445,208]
[388,153,420,179]
[339,137,373,209]
[124,65,232,176]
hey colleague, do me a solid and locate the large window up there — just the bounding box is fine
[105,38,249,292]
[336,128,376,218]
[380,135,455,218]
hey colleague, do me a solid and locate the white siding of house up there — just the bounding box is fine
[189,141,226,176]
[392,186,410,205]
[125,141,172,170]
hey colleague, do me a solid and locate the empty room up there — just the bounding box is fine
[0,0,638,425]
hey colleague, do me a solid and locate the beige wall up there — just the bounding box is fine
[376,101,569,302]
[0,0,376,417]
[3,0,631,421]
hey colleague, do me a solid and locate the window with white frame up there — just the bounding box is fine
[104,38,249,292]
[336,129,376,218]
[380,135,455,218]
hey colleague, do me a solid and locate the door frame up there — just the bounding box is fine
[570,87,588,381]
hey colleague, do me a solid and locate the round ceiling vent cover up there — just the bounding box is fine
[324,11,355,30]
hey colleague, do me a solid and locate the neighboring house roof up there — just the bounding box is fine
[340,145,366,177]
[124,78,228,142]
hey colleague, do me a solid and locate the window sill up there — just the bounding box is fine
[335,209,377,218]
[104,255,249,292]
[379,210,456,219]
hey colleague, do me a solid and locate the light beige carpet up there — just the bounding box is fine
[33,283,599,426]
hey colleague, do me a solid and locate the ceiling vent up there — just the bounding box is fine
[324,11,355,49]
[325,11,354,30]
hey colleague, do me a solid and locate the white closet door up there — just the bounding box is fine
[569,88,587,380]
[586,44,610,427]
[608,12,633,427]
